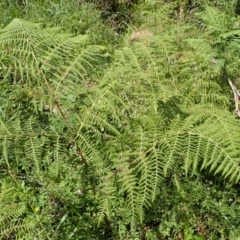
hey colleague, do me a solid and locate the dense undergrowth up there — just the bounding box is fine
[0,0,240,239]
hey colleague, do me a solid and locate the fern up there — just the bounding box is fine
[0,2,240,237]
[0,19,116,238]
[162,107,240,182]
[96,4,240,228]
[0,182,40,239]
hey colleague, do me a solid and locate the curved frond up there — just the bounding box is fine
[163,107,240,183]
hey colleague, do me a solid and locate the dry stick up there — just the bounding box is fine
[228,78,240,117]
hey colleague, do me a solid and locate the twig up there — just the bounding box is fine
[228,78,240,117]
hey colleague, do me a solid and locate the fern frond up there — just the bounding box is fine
[135,146,164,222]
[186,38,214,60]
[0,182,39,239]
[163,107,240,183]
[97,179,117,225]
[197,6,230,35]
[119,165,139,226]
[0,18,109,111]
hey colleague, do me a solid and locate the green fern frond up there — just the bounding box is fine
[135,146,164,222]
[163,107,240,183]
[97,179,117,225]
[118,165,139,226]
[0,182,39,239]
[197,6,231,35]
[186,38,215,61]
[0,18,109,110]
[102,39,180,117]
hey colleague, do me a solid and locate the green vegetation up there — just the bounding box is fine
[0,0,239,239]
